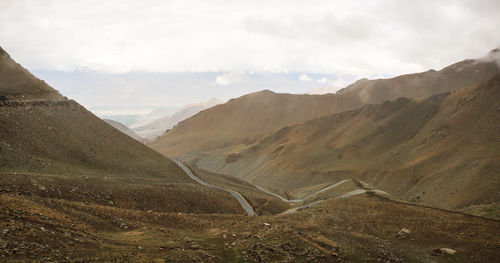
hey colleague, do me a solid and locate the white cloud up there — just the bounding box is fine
[215,72,248,86]
[476,47,500,67]
[299,74,312,82]
[316,78,327,84]
[307,77,348,94]
[0,0,499,77]
[331,78,348,89]
[215,75,231,86]
[1,0,500,109]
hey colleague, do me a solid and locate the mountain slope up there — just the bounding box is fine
[337,49,500,101]
[185,74,500,210]
[0,47,64,101]
[0,46,243,214]
[150,50,500,157]
[103,118,147,143]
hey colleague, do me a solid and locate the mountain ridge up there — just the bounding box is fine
[150,50,500,158]
[181,74,500,210]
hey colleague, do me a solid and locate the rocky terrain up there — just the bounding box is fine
[0,46,247,216]
[179,75,500,214]
[1,185,499,262]
[149,51,500,216]
[1,45,499,262]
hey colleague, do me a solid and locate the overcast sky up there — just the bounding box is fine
[1,0,499,113]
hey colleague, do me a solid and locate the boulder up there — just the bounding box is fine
[395,228,410,239]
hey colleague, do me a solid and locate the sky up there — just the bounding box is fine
[1,0,500,114]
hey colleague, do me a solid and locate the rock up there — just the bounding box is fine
[395,228,410,239]
[441,248,457,255]
[431,248,457,256]
[190,244,200,249]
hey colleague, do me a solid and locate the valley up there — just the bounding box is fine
[151,54,500,216]
[1,44,499,263]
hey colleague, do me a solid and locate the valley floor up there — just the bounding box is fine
[1,170,499,263]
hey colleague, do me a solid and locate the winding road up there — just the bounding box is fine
[251,179,352,203]
[279,189,369,214]
[170,159,256,216]
[171,158,373,216]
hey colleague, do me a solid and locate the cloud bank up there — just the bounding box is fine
[1,0,499,78]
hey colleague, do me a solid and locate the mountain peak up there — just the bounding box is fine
[255,89,275,95]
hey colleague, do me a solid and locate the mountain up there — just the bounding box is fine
[336,48,500,99]
[149,50,500,211]
[103,119,147,143]
[2,45,499,262]
[0,46,243,215]
[132,97,223,139]
[149,50,500,158]
[124,105,180,128]
[183,74,500,210]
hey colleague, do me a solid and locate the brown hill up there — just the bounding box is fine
[0,47,243,214]
[149,50,500,157]
[183,74,500,211]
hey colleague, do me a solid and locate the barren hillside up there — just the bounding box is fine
[150,50,500,157]
[184,74,500,211]
[0,47,243,215]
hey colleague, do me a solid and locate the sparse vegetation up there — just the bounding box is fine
[1,45,499,262]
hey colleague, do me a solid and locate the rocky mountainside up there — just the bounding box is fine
[1,45,499,262]
[149,50,500,157]
[0,46,243,215]
[183,74,500,211]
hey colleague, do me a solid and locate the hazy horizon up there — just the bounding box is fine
[2,0,500,115]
